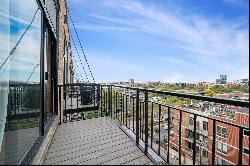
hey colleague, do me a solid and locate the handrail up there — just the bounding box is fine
[112,85,249,108]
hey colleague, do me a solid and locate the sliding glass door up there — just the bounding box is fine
[0,0,41,164]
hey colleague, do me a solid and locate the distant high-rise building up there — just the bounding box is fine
[216,74,227,84]
[240,79,249,84]
[128,79,135,87]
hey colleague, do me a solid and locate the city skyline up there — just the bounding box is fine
[69,0,249,83]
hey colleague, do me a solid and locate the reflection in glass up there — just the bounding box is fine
[0,0,10,152]
[0,0,41,164]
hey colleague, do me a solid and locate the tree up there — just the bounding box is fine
[204,89,215,97]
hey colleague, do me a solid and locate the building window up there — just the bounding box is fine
[216,126,227,138]
[176,113,180,121]
[244,148,249,155]
[216,156,228,165]
[188,117,194,126]
[186,141,193,150]
[186,129,193,139]
[244,129,249,137]
[216,141,227,154]
[203,121,208,131]
[202,149,208,158]
[177,125,179,131]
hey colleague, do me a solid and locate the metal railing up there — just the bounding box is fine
[59,83,249,165]
[5,83,40,131]
[58,83,100,123]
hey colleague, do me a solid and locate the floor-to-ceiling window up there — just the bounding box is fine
[0,0,41,164]
[0,0,10,153]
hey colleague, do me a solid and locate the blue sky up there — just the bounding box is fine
[68,0,249,83]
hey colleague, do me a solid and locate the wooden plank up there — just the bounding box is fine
[43,117,154,165]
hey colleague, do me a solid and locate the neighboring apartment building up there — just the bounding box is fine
[168,107,249,165]
[0,0,72,164]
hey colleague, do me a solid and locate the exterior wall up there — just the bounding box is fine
[57,0,73,120]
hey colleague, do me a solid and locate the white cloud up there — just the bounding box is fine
[70,0,249,82]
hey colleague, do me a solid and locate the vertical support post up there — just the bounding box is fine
[93,85,96,106]
[110,86,113,119]
[116,92,118,118]
[126,95,128,127]
[100,86,103,117]
[167,106,170,162]
[128,96,131,129]
[158,104,161,155]
[136,89,140,145]
[77,90,79,115]
[133,97,135,133]
[105,89,109,116]
[238,127,243,165]
[122,94,125,124]
[40,14,45,136]
[59,86,61,125]
[64,86,67,122]
[140,102,142,139]
[212,120,216,165]
[193,114,197,165]
[120,93,122,123]
[103,90,105,115]
[151,102,154,148]
[179,110,182,165]
[144,90,149,154]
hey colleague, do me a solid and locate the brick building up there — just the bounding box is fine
[168,107,249,165]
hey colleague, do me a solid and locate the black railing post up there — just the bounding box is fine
[125,95,128,127]
[59,86,61,125]
[120,93,122,122]
[133,97,135,133]
[238,127,243,165]
[179,110,182,165]
[212,120,216,165]
[93,85,95,106]
[100,86,103,117]
[116,92,118,118]
[110,86,113,119]
[65,86,67,122]
[140,102,142,139]
[167,106,170,162]
[136,89,140,145]
[103,90,106,115]
[144,90,149,154]
[158,104,161,155]
[128,96,131,129]
[77,90,79,118]
[193,114,197,165]
[105,91,107,116]
[151,102,154,149]
[122,94,125,124]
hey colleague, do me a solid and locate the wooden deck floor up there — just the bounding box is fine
[43,117,154,165]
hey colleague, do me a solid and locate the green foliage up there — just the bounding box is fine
[209,85,249,94]
[204,89,215,96]
[162,96,185,106]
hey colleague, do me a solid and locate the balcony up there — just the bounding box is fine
[34,83,249,165]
